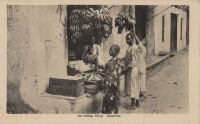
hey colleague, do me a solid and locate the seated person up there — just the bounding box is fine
[83,45,97,65]
[82,36,104,67]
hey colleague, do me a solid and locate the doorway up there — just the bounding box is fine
[135,5,148,40]
[170,13,178,52]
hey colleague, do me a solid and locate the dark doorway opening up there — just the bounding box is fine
[135,5,148,40]
[170,13,178,52]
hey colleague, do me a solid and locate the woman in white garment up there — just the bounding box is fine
[82,36,104,67]
[124,32,140,110]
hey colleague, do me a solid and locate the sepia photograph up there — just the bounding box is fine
[6,5,190,114]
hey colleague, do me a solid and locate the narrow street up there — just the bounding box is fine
[119,48,189,114]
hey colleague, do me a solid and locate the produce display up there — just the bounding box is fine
[84,73,104,94]
[84,73,102,81]
[69,6,113,43]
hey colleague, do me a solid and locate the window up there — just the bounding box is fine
[180,18,183,40]
[162,15,165,42]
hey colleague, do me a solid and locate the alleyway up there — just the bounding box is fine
[119,48,189,114]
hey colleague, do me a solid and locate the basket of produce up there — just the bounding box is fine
[84,73,104,94]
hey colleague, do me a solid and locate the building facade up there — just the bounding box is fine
[146,5,188,55]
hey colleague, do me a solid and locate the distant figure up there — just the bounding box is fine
[101,44,123,114]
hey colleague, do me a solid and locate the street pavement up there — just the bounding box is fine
[119,48,189,114]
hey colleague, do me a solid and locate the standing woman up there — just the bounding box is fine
[124,32,139,110]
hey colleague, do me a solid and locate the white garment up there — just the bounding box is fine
[124,44,139,100]
[82,44,104,66]
[137,73,146,92]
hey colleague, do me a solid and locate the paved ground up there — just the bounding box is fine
[119,48,189,114]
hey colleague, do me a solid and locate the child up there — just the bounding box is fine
[124,32,140,110]
[102,44,123,114]
[135,34,147,98]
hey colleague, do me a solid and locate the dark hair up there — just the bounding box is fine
[126,32,135,39]
[110,44,120,55]
[88,45,94,52]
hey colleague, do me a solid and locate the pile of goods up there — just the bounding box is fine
[83,73,104,94]
[69,6,113,43]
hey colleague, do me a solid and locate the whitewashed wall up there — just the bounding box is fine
[147,5,187,54]
[7,6,68,94]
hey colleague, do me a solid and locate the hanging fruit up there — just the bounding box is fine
[70,25,80,33]
[72,31,82,39]
[99,7,110,15]
[115,16,122,27]
[71,9,82,16]
[94,22,102,30]
[81,23,93,33]
[93,7,113,25]
[69,6,113,42]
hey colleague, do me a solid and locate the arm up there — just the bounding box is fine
[138,42,146,57]
[96,44,102,56]
[134,33,146,56]
[134,32,140,45]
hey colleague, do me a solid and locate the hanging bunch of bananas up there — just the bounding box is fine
[93,8,112,25]
[70,9,82,24]
[115,13,136,34]
[80,8,94,36]
[80,9,93,23]
[69,6,113,42]
[69,9,82,42]
[72,31,82,40]
[81,23,93,35]
[70,25,80,34]
[93,6,113,39]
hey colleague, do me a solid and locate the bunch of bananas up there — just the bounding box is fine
[94,22,102,30]
[93,8,112,25]
[72,31,82,39]
[92,7,113,39]
[80,9,94,35]
[70,25,80,33]
[71,9,82,15]
[81,23,93,34]
[70,9,81,25]
[80,9,93,23]
[69,9,82,41]
[69,7,113,42]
